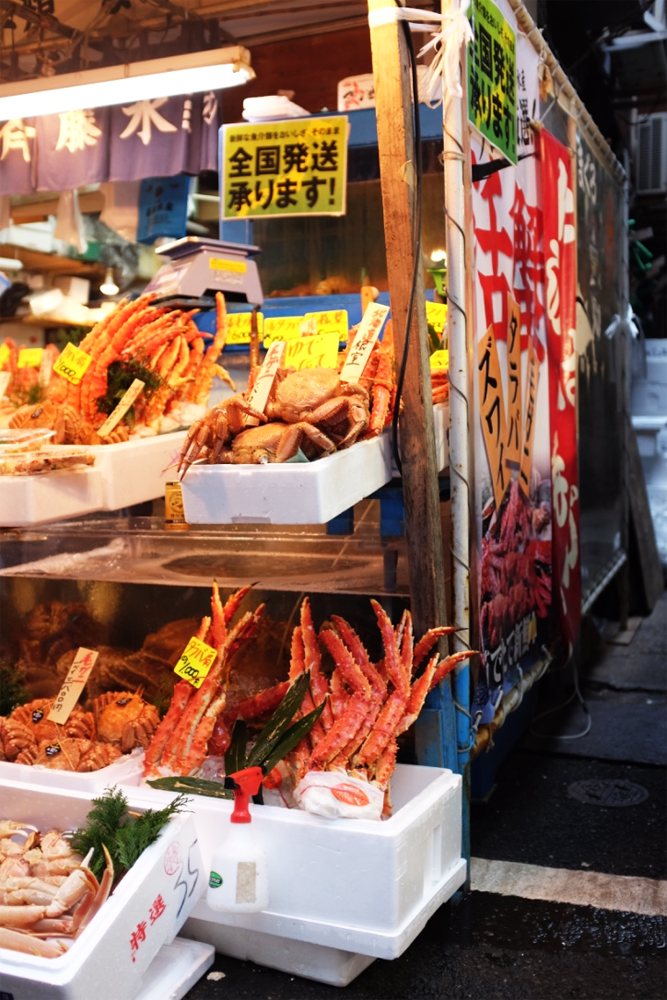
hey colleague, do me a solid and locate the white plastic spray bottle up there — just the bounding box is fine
[206,765,269,913]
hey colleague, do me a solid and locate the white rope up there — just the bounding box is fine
[368,2,474,106]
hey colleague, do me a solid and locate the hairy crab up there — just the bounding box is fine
[264,367,370,449]
[92,691,160,751]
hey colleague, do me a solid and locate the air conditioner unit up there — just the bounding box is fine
[635,112,667,194]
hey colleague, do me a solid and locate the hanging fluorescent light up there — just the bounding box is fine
[100,267,119,296]
[0,46,255,121]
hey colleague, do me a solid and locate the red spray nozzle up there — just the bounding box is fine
[229,766,264,823]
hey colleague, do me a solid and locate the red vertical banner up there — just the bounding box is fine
[540,128,581,649]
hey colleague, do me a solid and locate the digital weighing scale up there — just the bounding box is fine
[144,237,263,309]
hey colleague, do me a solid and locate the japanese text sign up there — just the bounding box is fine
[97,378,145,438]
[477,325,508,510]
[221,116,348,220]
[340,302,389,383]
[174,636,218,688]
[246,340,286,423]
[468,0,517,164]
[263,315,304,347]
[47,647,99,724]
[284,332,340,370]
[53,342,93,386]
[16,348,42,369]
[226,311,265,345]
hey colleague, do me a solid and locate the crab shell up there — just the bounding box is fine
[7,699,95,746]
[15,737,122,772]
[93,691,161,751]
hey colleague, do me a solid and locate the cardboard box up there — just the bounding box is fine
[128,764,465,986]
[0,780,204,1000]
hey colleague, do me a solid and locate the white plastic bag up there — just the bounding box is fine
[294,768,385,821]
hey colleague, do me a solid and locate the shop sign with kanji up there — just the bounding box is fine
[468,0,517,165]
[221,116,348,220]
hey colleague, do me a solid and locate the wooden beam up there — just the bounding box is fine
[368,0,448,636]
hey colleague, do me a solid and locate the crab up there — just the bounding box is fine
[8,400,128,445]
[15,737,122,772]
[224,420,337,464]
[92,691,161,751]
[6,699,95,749]
[264,367,370,449]
[177,393,268,477]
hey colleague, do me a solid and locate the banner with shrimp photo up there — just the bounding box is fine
[469,10,552,727]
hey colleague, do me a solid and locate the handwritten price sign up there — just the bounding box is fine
[53,342,92,385]
[284,332,340,370]
[174,636,218,688]
[47,647,98,724]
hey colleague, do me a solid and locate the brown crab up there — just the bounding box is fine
[224,420,337,464]
[264,367,370,448]
[177,392,268,477]
[6,699,95,751]
[92,691,161,751]
[16,737,122,772]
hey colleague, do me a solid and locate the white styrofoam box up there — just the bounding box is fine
[181,406,449,525]
[52,276,91,305]
[182,924,376,987]
[92,430,187,511]
[0,431,187,527]
[0,779,205,1000]
[134,938,215,1000]
[129,763,464,980]
[0,748,144,792]
[181,431,393,525]
[0,465,103,527]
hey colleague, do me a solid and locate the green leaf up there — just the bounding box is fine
[224,719,249,776]
[146,776,233,800]
[246,672,311,769]
[261,702,325,776]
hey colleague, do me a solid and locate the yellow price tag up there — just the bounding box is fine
[426,300,448,335]
[174,635,218,688]
[284,332,340,370]
[226,312,264,345]
[0,343,10,369]
[209,257,247,274]
[429,349,450,370]
[17,347,43,369]
[304,309,349,343]
[263,316,304,347]
[53,342,93,385]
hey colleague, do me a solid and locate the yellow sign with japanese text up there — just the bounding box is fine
[53,341,92,385]
[221,116,348,220]
[174,636,218,689]
[284,332,340,370]
[225,311,265,345]
[263,315,304,347]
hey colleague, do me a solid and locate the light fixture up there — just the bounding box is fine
[0,46,255,121]
[100,267,119,296]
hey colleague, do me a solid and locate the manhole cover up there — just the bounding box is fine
[568,778,649,807]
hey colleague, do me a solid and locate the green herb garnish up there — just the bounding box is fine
[70,787,190,883]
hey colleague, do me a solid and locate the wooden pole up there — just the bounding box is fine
[367,0,448,639]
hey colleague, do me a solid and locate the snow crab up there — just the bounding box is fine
[224,420,337,464]
[0,826,114,956]
[177,393,268,477]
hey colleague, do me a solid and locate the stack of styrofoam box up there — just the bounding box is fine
[0,779,212,1000]
[0,432,187,528]
[632,339,667,566]
[131,763,465,987]
[180,405,449,526]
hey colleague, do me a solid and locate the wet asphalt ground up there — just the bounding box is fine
[182,589,667,1000]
